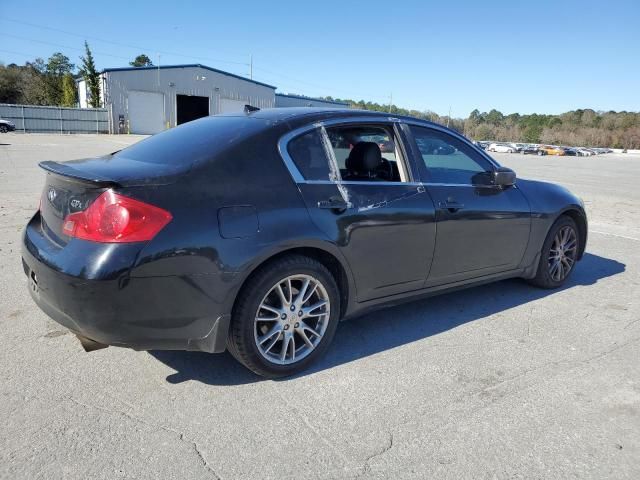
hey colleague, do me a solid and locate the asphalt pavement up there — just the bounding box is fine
[1,134,638,479]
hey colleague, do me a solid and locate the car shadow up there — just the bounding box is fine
[149,252,625,386]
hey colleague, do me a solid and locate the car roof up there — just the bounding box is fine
[220,107,442,127]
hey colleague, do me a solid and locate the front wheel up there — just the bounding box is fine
[528,216,580,289]
[228,255,340,378]
[0,125,8,133]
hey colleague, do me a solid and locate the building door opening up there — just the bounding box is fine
[177,95,210,125]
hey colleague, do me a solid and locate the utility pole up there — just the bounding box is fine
[388,92,393,113]
[447,105,451,127]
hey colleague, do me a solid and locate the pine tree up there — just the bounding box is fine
[61,73,77,107]
[79,41,101,108]
[44,53,74,105]
[129,54,153,67]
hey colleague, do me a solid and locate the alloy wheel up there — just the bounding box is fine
[254,274,330,365]
[548,226,577,282]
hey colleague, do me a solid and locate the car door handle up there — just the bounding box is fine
[318,198,351,211]
[438,200,465,213]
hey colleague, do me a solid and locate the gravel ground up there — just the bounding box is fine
[0,134,638,479]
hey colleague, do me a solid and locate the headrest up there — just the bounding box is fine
[345,142,382,173]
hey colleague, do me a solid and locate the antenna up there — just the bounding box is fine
[388,92,393,113]
[249,54,253,80]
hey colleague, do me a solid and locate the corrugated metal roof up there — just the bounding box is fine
[101,64,277,90]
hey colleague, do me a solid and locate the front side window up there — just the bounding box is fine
[410,126,493,185]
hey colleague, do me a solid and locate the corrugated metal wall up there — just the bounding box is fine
[0,104,109,133]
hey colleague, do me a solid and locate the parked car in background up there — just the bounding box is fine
[0,119,16,133]
[488,142,517,153]
[539,145,565,156]
[522,145,545,155]
[21,108,588,377]
[576,148,594,156]
[378,139,395,153]
[563,148,578,156]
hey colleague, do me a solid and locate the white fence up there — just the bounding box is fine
[0,104,109,134]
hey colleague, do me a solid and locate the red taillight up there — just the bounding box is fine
[62,190,172,243]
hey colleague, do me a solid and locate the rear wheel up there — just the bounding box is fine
[528,216,579,288]
[0,125,8,133]
[537,150,544,156]
[228,255,340,378]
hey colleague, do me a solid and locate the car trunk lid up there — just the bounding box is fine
[38,156,181,247]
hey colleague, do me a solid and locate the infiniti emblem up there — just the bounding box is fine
[47,188,57,203]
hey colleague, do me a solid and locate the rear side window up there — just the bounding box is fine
[115,116,267,166]
[287,129,332,180]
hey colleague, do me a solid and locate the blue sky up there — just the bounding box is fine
[1,0,638,117]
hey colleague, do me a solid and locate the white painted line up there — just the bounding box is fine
[590,230,640,242]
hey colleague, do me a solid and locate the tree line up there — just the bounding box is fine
[0,46,153,109]
[326,97,640,149]
[1,48,638,148]
[464,108,640,149]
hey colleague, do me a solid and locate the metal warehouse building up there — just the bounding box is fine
[78,64,276,134]
[275,93,349,109]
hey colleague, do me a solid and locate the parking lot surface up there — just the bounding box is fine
[1,134,639,479]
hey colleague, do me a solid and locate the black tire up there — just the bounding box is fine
[537,150,543,156]
[228,254,340,378]
[528,215,580,289]
[0,125,8,133]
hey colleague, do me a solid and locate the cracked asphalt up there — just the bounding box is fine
[1,134,639,479]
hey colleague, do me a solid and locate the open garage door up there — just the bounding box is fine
[177,95,210,125]
[219,98,249,114]
[128,91,164,134]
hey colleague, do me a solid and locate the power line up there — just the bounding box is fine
[0,47,48,59]
[0,17,391,106]
[0,17,250,67]
[0,33,130,60]
[254,66,387,103]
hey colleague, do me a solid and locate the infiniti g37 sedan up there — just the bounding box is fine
[22,108,587,377]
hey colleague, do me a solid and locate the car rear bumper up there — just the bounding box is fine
[22,219,231,354]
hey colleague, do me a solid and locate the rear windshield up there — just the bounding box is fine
[114,116,268,166]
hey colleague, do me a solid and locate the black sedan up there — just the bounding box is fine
[22,108,588,377]
[522,145,546,155]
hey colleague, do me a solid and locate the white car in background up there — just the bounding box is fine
[576,148,594,156]
[487,142,517,153]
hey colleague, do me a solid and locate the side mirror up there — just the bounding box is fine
[494,167,516,187]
